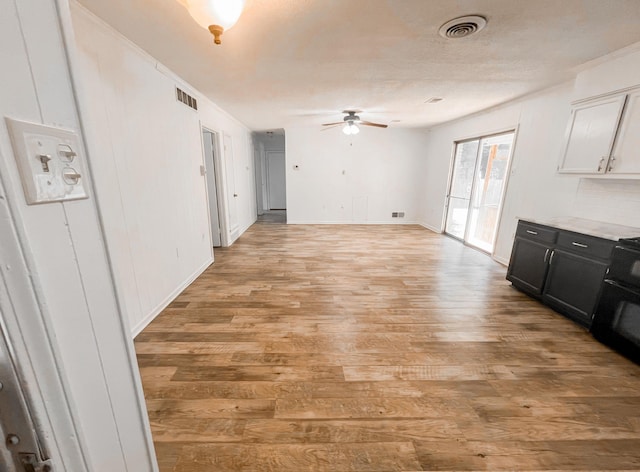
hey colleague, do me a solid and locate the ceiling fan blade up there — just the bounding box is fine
[321,121,344,126]
[360,121,388,128]
[321,124,341,131]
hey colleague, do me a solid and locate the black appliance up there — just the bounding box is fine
[591,237,640,364]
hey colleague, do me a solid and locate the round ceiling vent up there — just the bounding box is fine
[439,15,487,39]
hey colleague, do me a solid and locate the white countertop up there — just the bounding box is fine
[518,216,640,241]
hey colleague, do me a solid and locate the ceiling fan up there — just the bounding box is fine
[322,110,388,135]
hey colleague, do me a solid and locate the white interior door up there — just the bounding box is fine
[266,151,286,210]
[202,130,222,247]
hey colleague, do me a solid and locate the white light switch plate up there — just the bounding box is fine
[6,118,89,204]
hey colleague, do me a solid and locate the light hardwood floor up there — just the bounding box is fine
[135,223,640,471]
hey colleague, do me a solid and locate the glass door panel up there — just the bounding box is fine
[444,139,479,239]
[445,196,471,239]
[444,131,514,254]
[466,133,514,252]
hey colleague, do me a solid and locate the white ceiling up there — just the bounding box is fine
[76,0,640,130]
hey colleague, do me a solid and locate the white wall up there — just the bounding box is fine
[573,44,640,100]
[286,127,429,224]
[420,44,640,265]
[0,0,155,470]
[572,179,640,227]
[71,3,256,335]
[200,104,256,241]
[420,83,578,263]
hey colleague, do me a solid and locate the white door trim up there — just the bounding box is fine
[0,172,89,471]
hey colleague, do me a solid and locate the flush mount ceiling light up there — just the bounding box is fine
[439,15,487,39]
[343,122,360,135]
[185,0,246,45]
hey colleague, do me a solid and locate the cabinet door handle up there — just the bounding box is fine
[549,250,555,265]
[572,242,588,248]
[607,156,616,172]
[526,230,538,235]
[597,157,605,172]
[543,248,550,263]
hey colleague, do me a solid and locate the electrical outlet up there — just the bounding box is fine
[398,212,405,218]
[392,212,398,217]
[6,118,88,204]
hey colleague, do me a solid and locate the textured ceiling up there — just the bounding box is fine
[76,0,640,130]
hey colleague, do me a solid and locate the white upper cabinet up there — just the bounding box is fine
[558,86,640,178]
[609,88,640,175]
[558,95,626,174]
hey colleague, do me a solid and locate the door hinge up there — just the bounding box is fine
[1,333,52,472]
[19,453,53,472]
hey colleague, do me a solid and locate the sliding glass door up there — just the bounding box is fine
[445,131,515,253]
[444,139,479,239]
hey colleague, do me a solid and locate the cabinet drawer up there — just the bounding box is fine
[516,222,557,244]
[556,232,614,260]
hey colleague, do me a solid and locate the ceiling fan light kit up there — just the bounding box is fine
[323,111,388,135]
[343,123,360,135]
[185,0,246,44]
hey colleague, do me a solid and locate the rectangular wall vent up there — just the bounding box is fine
[176,87,198,111]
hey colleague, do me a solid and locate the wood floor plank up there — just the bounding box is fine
[141,379,499,401]
[242,418,463,443]
[273,396,478,419]
[135,341,265,355]
[456,416,639,441]
[146,398,275,419]
[172,442,421,472]
[171,365,345,382]
[414,439,640,471]
[342,364,519,381]
[135,222,640,471]
[150,418,246,442]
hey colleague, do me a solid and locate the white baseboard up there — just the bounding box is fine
[228,218,256,246]
[286,220,422,225]
[492,255,509,267]
[419,222,443,233]
[131,257,213,337]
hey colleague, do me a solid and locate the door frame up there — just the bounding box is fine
[443,127,518,256]
[0,178,88,471]
[200,127,225,247]
[200,126,230,247]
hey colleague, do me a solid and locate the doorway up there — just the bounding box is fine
[202,129,223,247]
[444,131,515,254]
[266,151,286,210]
[254,130,286,221]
